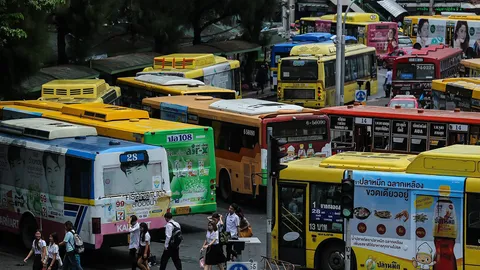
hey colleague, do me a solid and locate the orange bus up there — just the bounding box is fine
[319,104,480,154]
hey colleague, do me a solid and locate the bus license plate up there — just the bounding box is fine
[175,206,191,215]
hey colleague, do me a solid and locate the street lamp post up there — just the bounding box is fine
[340,1,359,106]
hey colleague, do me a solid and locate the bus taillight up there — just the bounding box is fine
[92,218,101,234]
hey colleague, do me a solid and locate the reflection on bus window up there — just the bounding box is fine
[392,137,408,152]
[373,135,389,150]
[410,138,427,153]
[467,193,480,246]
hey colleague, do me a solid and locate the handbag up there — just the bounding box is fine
[239,226,253,237]
[199,251,205,268]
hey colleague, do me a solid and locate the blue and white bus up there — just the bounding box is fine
[0,118,171,249]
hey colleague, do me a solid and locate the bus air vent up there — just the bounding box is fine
[61,103,150,122]
[0,118,97,140]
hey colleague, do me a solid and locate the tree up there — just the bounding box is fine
[53,0,117,64]
[0,0,63,99]
[0,0,62,48]
[237,0,277,85]
[188,0,239,45]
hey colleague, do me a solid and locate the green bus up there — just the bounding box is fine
[0,100,217,215]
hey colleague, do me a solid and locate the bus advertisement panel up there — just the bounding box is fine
[350,170,464,270]
[315,20,331,32]
[0,119,170,249]
[414,18,447,48]
[367,23,399,54]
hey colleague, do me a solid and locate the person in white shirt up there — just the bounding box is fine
[45,233,61,270]
[201,221,225,270]
[127,215,140,270]
[225,203,240,261]
[136,222,151,270]
[24,230,47,270]
[384,68,393,98]
[160,212,182,270]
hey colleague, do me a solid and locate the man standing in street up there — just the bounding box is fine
[384,67,393,98]
[225,203,241,261]
[159,212,182,270]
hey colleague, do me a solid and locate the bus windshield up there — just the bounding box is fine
[280,59,318,81]
[396,63,435,80]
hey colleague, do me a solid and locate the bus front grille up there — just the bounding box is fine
[284,89,315,99]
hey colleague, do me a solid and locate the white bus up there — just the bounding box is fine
[0,118,171,249]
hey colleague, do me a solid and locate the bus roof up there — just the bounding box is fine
[135,75,205,86]
[319,152,415,172]
[153,54,228,70]
[117,76,235,94]
[394,45,462,61]
[432,77,480,100]
[0,101,203,139]
[291,32,333,42]
[319,104,480,125]
[406,145,480,178]
[280,158,344,183]
[288,43,373,58]
[461,58,480,68]
[0,118,97,140]
[0,126,160,157]
[42,79,111,100]
[319,13,380,22]
[142,96,319,125]
[404,15,480,21]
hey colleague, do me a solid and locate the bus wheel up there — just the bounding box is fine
[319,242,345,270]
[20,214,37,250]
[219,170,232,202]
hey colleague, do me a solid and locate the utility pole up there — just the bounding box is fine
[335,0,343,106]
[288,0,296,26]
[282,0,288,38]
[266,127,273,258]
[429,0,434,15]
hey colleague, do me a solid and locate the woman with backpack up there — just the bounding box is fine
[201,221,226,270]
[24,229,47,270]
[59,221,83,270]
[137,222,151,270]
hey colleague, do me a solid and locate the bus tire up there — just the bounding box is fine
[219,169,232,203]
[315,240,356,270]
[20,214,37,250]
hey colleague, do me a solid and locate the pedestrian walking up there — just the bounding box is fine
[255,63,268,95]
[159,212,183,270]
[384,68,393,98]
[127,215,140,270]
[225,204,241,261]
[201,221,226,270]
[44,233,61,270]
[137,222,151,270]
[24,230,47,270]
[59,221,83,270]
[208,213,224,231]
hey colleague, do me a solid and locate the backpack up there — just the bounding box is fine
[168,222,183,249]
[70,231,84,254]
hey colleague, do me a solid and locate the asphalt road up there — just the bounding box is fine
[0,69,389,270]
[0,199,267,270]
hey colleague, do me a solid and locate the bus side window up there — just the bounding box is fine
[467,193,480,246]
[65,156,92,199]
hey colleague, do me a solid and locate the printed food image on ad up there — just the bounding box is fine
[349,171,464,270]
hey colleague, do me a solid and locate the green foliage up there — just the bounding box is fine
[0,0,63,47]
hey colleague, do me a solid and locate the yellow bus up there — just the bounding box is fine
[117,75,237,109]
[140,53,242,96]
[403,15,480,55]
[432,77,480,112]
[277,43,378,108]
[142,96,332,201]
[299,13,398,55]
[460,58,480,77]
[273,146,480,269]
[0,100,218,216]
[40,79,122,105]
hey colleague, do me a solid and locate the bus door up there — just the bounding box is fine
[330,116,355,154]
[277,183,307,266]
[465,190,480,269]
[447,123,469,145]
[354,116,372,152]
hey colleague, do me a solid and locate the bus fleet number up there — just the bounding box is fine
[125,153,139,162]
[167,133,194,143]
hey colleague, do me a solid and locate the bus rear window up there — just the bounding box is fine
[103,161,163,196]
[187,92,236,99]
[280,59,318,81]
[396,63,435,80]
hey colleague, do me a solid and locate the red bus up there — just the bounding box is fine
[319,104,480,154]
[392,45,462,99]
